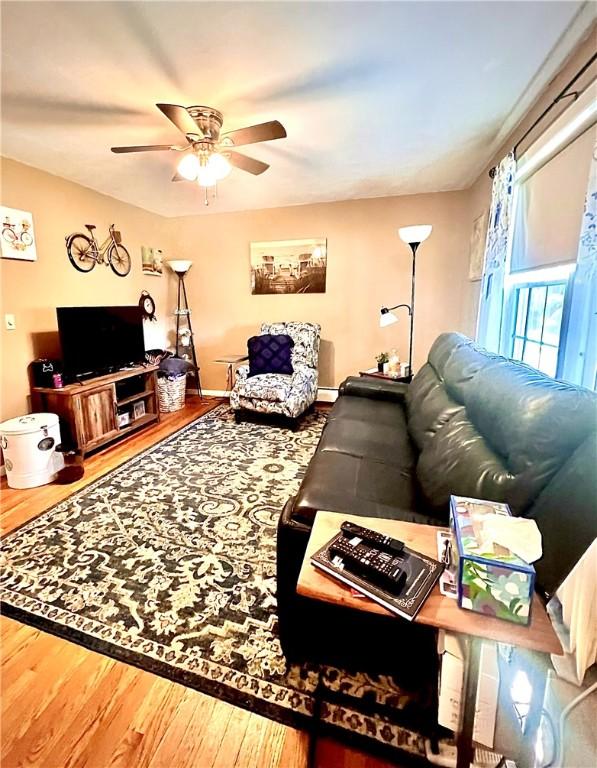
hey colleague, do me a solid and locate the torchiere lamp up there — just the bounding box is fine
[167,259,201,395]
[379,225,432,379]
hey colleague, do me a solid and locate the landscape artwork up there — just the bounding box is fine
[141,246,164,276]
[1,206,37,261]
[468,211,488,281]
[250,238,327,295]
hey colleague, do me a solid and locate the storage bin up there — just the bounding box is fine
[450,495,535,626]
[0,413,65,489]
[157,374,187,413]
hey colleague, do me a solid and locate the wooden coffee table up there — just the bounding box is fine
[298,511,562,768]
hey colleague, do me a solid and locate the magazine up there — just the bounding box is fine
[311,532,443,621]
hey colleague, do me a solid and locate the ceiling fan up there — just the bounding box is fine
[111,103,286,203]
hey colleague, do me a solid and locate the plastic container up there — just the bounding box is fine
[0,413,65,489]
[388,348,401,375]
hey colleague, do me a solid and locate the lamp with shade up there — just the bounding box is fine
[379,225,432,379]
[167,259,201,394]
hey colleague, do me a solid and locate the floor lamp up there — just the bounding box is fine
[167,259,202,396]
[379,225,432,378]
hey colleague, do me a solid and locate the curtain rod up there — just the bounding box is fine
[488,51,597,178]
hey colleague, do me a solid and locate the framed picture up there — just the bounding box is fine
[468,212,488,281]
[250,238,327,295]
[141,246,164,276]
[117,412,131,428]
[1,207,37,261]
[133,401,146,419]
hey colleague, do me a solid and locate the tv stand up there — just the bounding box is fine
[32,365,160,457]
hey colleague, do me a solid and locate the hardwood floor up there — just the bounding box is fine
[1,397,394,768]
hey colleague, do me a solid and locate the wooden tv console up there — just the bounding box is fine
[31,365,160,457]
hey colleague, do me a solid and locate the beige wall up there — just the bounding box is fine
[170,191,474,391]
[1,157,474,419]
[0,157,176,420]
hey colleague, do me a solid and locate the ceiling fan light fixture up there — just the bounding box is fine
[208,152,231,180]
[177,153,200,181]
[197,165,217,188]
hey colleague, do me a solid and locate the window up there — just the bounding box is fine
[511,280,567,377]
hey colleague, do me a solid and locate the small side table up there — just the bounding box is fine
[298,511,562,768]
[359,368,412,384]
[214,355,248,392]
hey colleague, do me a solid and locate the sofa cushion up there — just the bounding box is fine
[427,332,472,379]
[318,397,416,475]
[466,362,596,484]
[248,333,294,377]
[414,335,597,516]
[319,414,416,468]
[526,433,597,597]
[416,413,522,513]
[406,363,464,450]
[442,340,501,404]
[292,450,436,525]
[327,394,408,430]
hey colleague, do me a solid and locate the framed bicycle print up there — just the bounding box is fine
[1,206,37,261]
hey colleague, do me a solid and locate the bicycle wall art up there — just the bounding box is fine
[1,207,37,262]
[66,223,131,277]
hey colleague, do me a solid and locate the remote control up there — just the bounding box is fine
[341,521,404,554]
[330,536,407,594]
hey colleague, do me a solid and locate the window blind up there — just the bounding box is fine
[511,124,595,273]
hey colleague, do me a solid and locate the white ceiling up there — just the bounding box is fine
[0,1,590,217]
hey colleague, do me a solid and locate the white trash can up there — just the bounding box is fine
[0,413,65,489]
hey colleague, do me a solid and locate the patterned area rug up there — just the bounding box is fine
[1,405,433,761]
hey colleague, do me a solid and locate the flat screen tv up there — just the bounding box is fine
[57,306,145,379]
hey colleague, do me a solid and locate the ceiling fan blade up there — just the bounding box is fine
[221,120,286,147]
[156,103,204,140]
[111,144,180,153]
[171,172,186,182]
[227,151,270,175]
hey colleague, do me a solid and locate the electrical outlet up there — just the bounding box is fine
[4,314,16,330]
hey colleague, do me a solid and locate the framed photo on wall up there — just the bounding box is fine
[141,246,164,276]
[1,206,37,261]
[468,212,488,281]
[250,238,327,295]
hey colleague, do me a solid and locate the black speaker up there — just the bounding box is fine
[31,359,62,388]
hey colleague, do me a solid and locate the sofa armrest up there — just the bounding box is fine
[338,375,409,403]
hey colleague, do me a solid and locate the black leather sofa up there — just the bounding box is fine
[277,333,597,670]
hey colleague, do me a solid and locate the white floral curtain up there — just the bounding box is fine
[559,141,597,389]
[477,153,516,352]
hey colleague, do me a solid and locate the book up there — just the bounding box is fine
[311,532,444,621]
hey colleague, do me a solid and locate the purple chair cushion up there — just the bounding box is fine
[248,334,294,377]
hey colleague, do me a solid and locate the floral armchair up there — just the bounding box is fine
[230,322,321,423]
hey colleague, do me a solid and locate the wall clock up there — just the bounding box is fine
[139,290,157,321]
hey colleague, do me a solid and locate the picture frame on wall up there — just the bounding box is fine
[250,238,327,295]
[468,211,488,281]
[1,206,37,261]
[141,246,164,276]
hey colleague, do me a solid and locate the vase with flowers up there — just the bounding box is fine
[376,352,389,373]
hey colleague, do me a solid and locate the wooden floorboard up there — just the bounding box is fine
[1,396,397,767]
